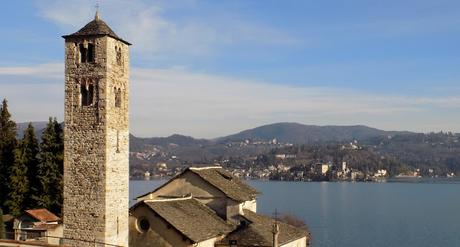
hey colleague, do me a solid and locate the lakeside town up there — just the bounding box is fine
[133,160,456,182]
[131,137,458,182]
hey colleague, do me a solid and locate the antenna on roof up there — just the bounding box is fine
[272,208,280,247]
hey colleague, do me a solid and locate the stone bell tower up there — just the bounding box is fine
[62,12,130,247]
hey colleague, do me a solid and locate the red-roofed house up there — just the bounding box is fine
[13,209,63,245]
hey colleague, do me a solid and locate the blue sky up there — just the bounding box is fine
[1,0,459,137]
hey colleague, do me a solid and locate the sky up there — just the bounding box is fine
[0,0,460,138]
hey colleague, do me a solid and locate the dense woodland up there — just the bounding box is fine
[0,99,63,218]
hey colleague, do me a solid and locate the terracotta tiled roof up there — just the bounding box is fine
[25,209,60,222]
[62,12,130,45]
[217,209,309,247]
[139,198,235,243]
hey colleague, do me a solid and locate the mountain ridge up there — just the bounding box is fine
[20,121,416,146]
[216,122,411,144]
[17,121,460,176]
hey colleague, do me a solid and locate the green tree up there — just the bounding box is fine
[20,123,40,209]
[5,139,30,216]
[0,208,5,239]
[36,118,64,215]
[0,99,17,212]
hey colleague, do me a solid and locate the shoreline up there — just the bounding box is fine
[130,177,460,184]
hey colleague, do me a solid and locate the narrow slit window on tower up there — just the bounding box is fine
[80,81,94,106]
[116,130,120,153]
[115,88,122,108]
[116,47,122,66]
[87,43,95,62]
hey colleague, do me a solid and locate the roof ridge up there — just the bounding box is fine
[144,195,193,202]
[189,166,222,170]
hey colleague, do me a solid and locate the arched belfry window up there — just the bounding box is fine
[115,87,122,108]
[80,79,94,106]
[87,43,95,62]
[79,43,95,63]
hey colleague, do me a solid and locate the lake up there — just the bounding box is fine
[129,180,460,247]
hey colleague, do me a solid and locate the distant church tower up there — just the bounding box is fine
[62,12,130,247]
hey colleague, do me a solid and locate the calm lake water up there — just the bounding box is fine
[129,179,460,247]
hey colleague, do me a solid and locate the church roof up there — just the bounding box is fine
[136,166,260,202]
[216,209,309,246]
[132,198,234,243]
[62,12,131,45]
[189,167,260,202]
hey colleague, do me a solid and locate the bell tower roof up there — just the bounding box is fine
[62,12,131,45]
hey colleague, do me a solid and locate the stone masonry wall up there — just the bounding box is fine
[104,38,130,247]
[63,35,129,247]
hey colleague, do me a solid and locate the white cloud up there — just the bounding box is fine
[0,63,63,79]
[35,0,299,61]
[129,68,460,137]
[9,1,456,137]
[1,63,459,138]
[0,81,63,123]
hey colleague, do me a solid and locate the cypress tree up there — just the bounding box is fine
[36,118,64,215]
[5,139,29,216]
[53,118,64,176]
[0,208,5,239]
[52,118,64,215]
[0,99,18,213]
[21,123,40,209]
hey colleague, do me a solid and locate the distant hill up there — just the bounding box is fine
[127,123,412,164]
[19,121,411,146]
[128,122,415,151]
[218,122,408,144]
[16,121,48,138]
[17,121,459,175]
[130,134,210,150]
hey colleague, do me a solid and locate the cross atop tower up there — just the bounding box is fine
[95,1,100,20]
